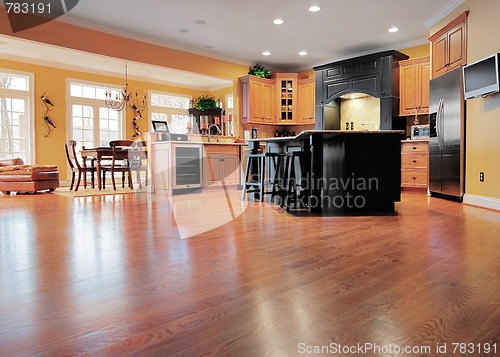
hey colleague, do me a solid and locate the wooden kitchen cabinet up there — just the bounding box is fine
[275,73,299,125]
[401,140,429,188]
[429,12,468,78]
[238,75,275,124]
[399,56,430,116]
[298,78,315,124]
[203,144,241,186]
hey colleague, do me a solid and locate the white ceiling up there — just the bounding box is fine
[0,0,464,89]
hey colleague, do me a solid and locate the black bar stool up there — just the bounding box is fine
[266,152,286,204]
[280,150,310,211]
[241,151,266,201]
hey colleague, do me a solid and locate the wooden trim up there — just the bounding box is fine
[428,11,469,42]
[398,56,430,67]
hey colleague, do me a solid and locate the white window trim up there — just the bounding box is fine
[0,68,35,163]
[66,78,126,142]
[148,89,191,131]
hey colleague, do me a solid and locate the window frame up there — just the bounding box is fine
[0,68,35,163]
[148,90,191,134]
[66,78,126,148]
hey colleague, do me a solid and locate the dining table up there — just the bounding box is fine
[80,146,135,190]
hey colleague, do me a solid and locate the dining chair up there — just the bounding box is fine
[102,140,134,190]
[65,140,96,191]
[129,140,148,188]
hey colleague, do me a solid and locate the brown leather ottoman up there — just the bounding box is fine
[0,164,59,195]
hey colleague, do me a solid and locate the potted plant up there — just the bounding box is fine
[193,95,218,111]
[248,64,271,78]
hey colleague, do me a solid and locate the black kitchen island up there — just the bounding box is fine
[248,130,405,214]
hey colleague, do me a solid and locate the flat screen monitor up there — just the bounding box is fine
[463,53,500,99]
[152,120,170,133]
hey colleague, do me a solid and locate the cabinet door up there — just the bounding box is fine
[260,82,274,123]
[221,156,239,185]
[432,32,448,78]
[298,79,315,124]
[249,81,264,123]
[204,156,221,186]
[447,22,467,72]
[154,144,171,191]
[400,63,419,116]
[419,62,430,114]
[276,77,297,125]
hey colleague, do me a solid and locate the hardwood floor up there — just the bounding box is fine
[0,190,499,356]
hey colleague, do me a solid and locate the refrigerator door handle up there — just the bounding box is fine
[440,98,445,149]
[436,98,443,149]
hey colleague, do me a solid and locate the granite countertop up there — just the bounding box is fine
[249,129,406,142]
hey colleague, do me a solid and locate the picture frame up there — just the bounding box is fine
[152,120,169,133]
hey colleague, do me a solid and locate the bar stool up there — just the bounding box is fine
[242,151,286,202]
[280,150,310,211]
[266,152,286,204]
[241,151,266,201]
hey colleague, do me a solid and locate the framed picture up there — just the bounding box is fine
[152,120,169,133]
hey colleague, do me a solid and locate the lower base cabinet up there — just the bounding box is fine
[152,142,203,194]
[401,140,429,188]
[203,144,241,187]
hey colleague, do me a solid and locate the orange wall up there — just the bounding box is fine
[0,8,249,81]
[399,44,430,59]
[430,0,500,203]
[0,57,210,180]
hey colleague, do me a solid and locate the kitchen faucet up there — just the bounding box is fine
[208,123,222,142]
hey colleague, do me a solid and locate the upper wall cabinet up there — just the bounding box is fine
[238,73,314,125]
[298,78,315,124]
[429,12,468,78]
[399,56,430,116]
[238,75,275,124]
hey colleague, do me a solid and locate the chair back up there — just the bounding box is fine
[65,140,81,169]
[130,141,148,169]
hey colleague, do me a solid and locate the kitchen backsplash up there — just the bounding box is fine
[341,96,380,131]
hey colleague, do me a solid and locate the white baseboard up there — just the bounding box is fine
[463,194,500,211]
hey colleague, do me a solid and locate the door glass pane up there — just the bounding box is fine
[0,96,28,161]
[72,104,94,151]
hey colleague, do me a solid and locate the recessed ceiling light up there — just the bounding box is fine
[195,20,206,25]
[273,18,284,25]
[309,5,321,12]
[262,51,271,56]
[179,28,189,33]
[299,51,308,56]
[388,27,399,33]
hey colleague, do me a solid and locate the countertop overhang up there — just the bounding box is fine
[249,130,406,143]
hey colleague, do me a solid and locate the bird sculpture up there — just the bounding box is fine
[41,93,54,106]
[44,115,56,128]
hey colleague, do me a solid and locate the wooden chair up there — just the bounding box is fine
[130,140,148,188]
[102,140,134,190]
[64,140,96,191]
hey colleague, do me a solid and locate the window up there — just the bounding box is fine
[149,91,191,134]
[68,80,124,151]
[0,69,34,163]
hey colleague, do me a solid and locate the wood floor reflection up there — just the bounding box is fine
[0,190,499,356]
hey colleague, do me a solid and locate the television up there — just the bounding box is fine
[463,53,500,99]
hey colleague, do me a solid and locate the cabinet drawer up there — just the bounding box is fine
[402,170,428,186]
[204,144,239,156]
[401,141,428,153]
[402,153,428,169]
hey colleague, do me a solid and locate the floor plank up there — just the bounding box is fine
[0,189,499,356]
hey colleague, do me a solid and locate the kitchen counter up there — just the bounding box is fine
[249,130,405,214]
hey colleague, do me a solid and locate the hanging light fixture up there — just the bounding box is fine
[105,62,147,113]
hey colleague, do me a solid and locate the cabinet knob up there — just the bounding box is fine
[412,160,417,163]
[412,176,417,180]
[412,146,417,150]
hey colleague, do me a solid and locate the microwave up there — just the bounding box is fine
[411,125,430,140]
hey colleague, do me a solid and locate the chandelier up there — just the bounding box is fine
[105,62,147,113]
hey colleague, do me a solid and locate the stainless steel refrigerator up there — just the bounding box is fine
[429,66,466,200]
